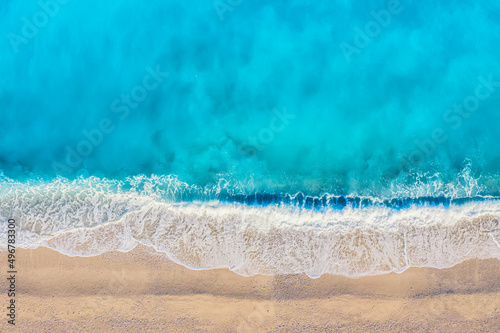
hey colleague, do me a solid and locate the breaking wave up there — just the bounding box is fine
[1,173,499,277]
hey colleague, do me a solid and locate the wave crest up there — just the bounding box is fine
[1,173,499,277]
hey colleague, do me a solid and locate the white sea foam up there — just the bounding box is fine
[1,175,499,277]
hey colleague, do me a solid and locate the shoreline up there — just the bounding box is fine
[1,244,499,331]
[3,242,500,279]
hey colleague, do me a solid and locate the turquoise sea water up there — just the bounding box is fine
[1,0,499,276]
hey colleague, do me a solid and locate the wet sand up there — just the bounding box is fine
[0,244,499,332]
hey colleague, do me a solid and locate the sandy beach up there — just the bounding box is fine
[0,244,498,332]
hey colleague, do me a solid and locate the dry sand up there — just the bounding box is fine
[0,244,499,332]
